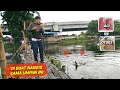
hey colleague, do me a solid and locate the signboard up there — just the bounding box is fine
[98,17,114,32]
[99,36,115,51]
[0,67,2,79]
[6,64,47,78]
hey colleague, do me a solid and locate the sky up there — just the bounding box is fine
[35,11,120,35]
[34,11,120,22]
[1,11,120,35]
[1,11,120,23]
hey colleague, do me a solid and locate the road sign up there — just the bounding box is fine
[98,17,114,32]
[99,36,115,51]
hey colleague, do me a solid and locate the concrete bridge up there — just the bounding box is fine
[43,21,90,32]
[2,21,90,33]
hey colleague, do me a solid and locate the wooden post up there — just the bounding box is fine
[23,21,28,49]
[0,25,7,79]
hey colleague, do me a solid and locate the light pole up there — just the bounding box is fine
[0,25,7,79]
[60,29,62,41]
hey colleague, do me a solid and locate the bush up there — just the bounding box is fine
[48,56,62,68]
[49,58,54,64]
[53,60,61,68]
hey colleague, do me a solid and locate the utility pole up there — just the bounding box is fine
[0,25,7,79]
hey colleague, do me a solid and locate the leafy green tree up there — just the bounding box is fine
[71,33,75,36]
[87,20,120,36]
[87,20,99,36]
[0,11,35,42]
[114,21,120,35]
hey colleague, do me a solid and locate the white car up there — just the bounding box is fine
[3,35,13,39]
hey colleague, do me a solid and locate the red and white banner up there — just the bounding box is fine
[98,17,114,32]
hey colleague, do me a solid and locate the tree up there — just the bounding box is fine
[71,33,75,36]
[0,11,35,42]
[87,20,120,36]
[87,20,99,36]
[114,21,120,35]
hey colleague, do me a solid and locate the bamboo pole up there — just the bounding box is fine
[0,25,7,79]
[23,21,28,49]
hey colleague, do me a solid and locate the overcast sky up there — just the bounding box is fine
[1,11,120,35]
[1,11,120,24]
[35,11,120,22]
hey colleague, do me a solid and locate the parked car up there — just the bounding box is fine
[3,35,13,43]
[3,35,13,39]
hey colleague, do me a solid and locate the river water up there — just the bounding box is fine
[45,40,120,79]
[5,39,120,79]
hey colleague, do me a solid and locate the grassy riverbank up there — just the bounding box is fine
[58,39,81,45]
[58,34,90,45]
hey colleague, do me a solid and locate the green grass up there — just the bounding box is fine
[58,36,90,45]
[58,38,81,45]
[58,33,88,45]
